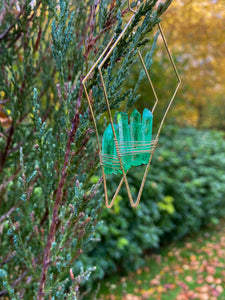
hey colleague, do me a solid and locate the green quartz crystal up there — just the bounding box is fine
[113,124,120,174]
[102,124,115,174]
[142,108,153,164]
[102,109,153,174]
[130,109,143,167]
[117,112,131,172]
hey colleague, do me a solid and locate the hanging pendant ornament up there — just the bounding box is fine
[83,0,181,208]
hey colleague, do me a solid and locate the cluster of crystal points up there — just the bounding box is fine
[102,108,153,174]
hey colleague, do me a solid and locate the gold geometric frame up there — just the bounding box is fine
[83,0,181,208]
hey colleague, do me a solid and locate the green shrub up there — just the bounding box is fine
[82,127,225,286]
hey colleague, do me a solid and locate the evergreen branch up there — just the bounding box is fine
[78,6,93,49]
[0,125,14,173]
[0,0,175,297]
[0,167,20,194]
[26,173,41,201]
[0,203,20,223]
[83,0,100,61]
[6,0,42,49]
[37,82,83,299]
[85,6,129,58]
[7,141,24,155]
[109,0,116,11]
[0,10,23,42]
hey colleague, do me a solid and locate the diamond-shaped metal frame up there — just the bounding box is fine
[82,1,181,208]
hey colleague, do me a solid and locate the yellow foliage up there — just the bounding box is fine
[158,196,175,214]
[162,0,225,127]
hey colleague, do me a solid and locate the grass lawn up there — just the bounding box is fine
[96,220,225,300]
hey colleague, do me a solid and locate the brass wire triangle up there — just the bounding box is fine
[82,1,181,208]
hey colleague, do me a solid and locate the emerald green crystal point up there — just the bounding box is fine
[117,112,131,172]
[102,124,113,174]
[130,109,143,167]
[131,109,140,116]
[113,124,121,174]
[102,108,153,174]
[142,108,153,164]
[143,108,153,117]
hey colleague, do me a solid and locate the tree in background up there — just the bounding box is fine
[132,0,225,129]
[0,0,172,298]
[160,0,225,129]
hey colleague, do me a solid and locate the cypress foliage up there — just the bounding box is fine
[0,0,172,298]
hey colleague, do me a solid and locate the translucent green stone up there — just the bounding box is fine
[102,109,153,174]
[102,124,115,174]
[142,108,153,164]
[130,109,143,167]
[113,124,120,174]
[117,112,131,172]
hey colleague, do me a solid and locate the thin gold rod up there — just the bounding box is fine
[82,37,117,208]
[138,49,158,113]
[158,24,181,83]
[98,66,135,206]
[83,1,181,208]
[98,14,135,70]
[102,0,139,208]
[128,0,137,13]
[135,140,157,206]
[97,15,179,208]
[98,15,139,207]
[82,34,134,208]
[135,24,181,206]
[82,37,114,84]
[155,23,181,140]
[83,1,142,208]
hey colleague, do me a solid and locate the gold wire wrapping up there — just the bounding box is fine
[82,0,181,208]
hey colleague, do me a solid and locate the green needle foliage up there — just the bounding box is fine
[0,0,173,298]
